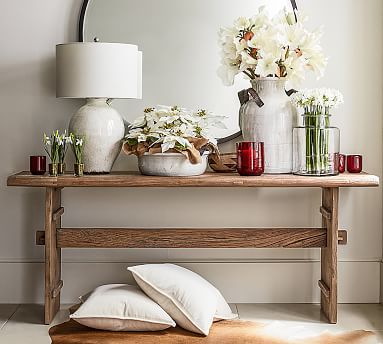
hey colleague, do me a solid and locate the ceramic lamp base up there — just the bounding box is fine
[69,98,125,174]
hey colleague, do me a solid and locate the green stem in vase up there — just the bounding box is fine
[316,118,319,173]
[306,127,312,172]
[325,114,330,173]
[310,115,315,173]
[305,114,310,172]
[305,110,329,175]
[292,89,343,176]
[322,125,326,173]
[306,113,313,173]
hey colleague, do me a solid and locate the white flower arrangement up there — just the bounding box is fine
[217,7,327,86]
[291,88,344,175]
[123,105,226,164]
[291,88,344,114]
[44,131,84,164]
[43,130,71,164]
[43,132,59,164]
[70,133,84,164]
[58,130,72,164]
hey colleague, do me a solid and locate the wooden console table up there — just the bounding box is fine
[7,171,379,325]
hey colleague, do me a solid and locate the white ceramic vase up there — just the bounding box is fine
[138,152,209,177]
[240,78,296,174]
[69,98,125,173]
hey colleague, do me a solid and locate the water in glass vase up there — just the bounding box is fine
[293,112,340,176]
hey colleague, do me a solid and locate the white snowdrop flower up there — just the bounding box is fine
[291,89,344,111]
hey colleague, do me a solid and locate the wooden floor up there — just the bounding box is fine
[0,304,382,343]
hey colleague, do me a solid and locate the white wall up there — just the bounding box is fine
[0,0,382,304]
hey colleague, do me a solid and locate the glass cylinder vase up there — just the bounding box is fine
[293,113,340,176]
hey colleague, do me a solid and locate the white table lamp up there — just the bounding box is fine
[56,42,142,173]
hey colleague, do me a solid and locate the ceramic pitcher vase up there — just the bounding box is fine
[239,78,296,174]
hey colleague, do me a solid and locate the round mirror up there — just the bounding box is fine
[80,0,295,143]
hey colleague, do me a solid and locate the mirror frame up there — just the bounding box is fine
[78,0,297,144]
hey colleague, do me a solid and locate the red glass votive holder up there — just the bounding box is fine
[338,154,346,173]
[30,156,46,175]
[236,142,264,176]
[347,155,363,173]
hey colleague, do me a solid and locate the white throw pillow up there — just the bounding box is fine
[128,264,237,336]
[214,291,237,321]
[70,284,176,331]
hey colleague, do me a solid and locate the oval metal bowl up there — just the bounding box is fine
[138,152,209,177]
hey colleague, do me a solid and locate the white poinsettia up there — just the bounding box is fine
[124,106,227,153]
[127,128,150,143]
[217,7,327,85]
[156,136,192,153]
[130,115,146,129]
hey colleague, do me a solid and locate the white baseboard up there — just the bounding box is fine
[0,260,380,304]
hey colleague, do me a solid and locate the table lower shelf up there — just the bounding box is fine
[36,227,348,249]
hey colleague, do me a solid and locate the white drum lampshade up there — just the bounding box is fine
[56,42,142,173]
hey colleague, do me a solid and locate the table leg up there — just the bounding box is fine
[44,187,62,324]
[319,187,339,324]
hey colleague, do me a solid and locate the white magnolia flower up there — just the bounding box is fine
[255,54,279,77]
[218,7,326,85]
[306,52,327,79]
[284,24,307,48]
[217,64,239,86]
[240,51,257,69]
[234,17,251,30]
[250,6,269,29]
[234,40,248,61]
[284,55,306,84]
[257,26,281,49]
[76,138,83,146]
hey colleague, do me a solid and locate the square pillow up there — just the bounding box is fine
[70,284,176,331]
[128,264,237,336]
